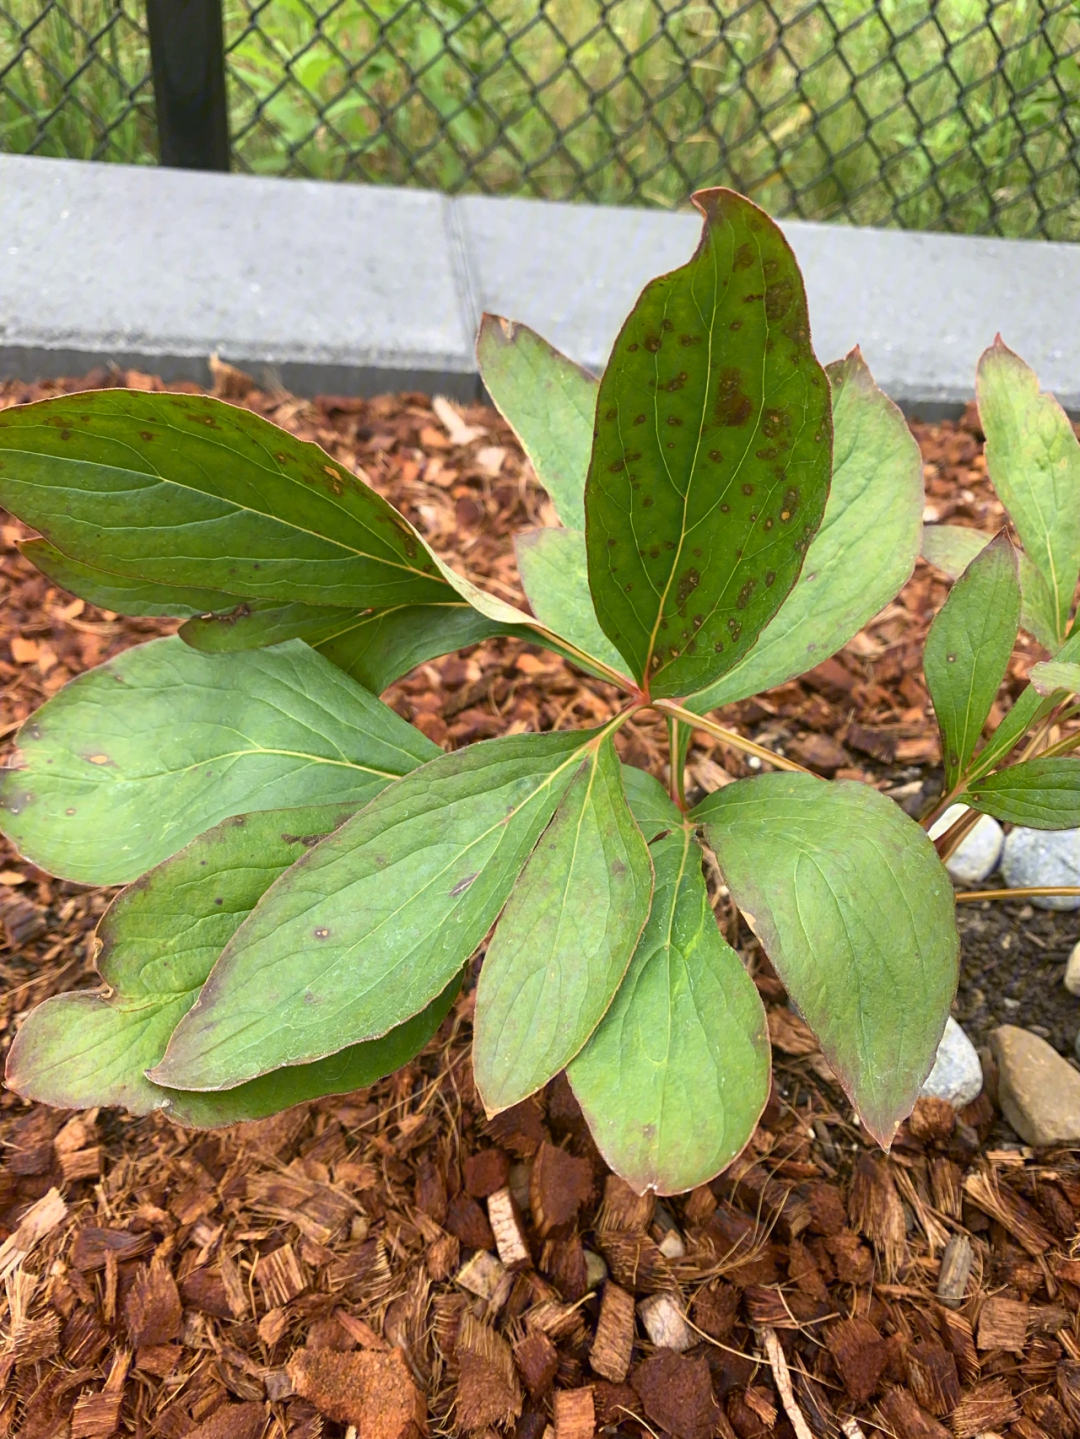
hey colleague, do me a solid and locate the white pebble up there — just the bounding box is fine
[1066,940,1080,998]
[1001,827,1080,910]
[919,1016,983,1108]
[928,804,1004,885]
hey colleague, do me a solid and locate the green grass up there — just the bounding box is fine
[3,0,1080,238]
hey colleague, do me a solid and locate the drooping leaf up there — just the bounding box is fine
[473,737,652,1112]
[19,538,244,618]
[5,804,455,1126]
[515,528,629,675]
[921,523,1058,650]
[1029,660,1080,697]
[695,773,958,1146]
[977,338,1080,643]
[181,599,519,693]
[0,636,437,885]
[923,532,1021,790]
[584,187,832,698]
[477,314,597,530]
[0,389,453,608]
[688,347,921,710]
[150,729,593,1092]
[966,757,1080,829]
[568,815,769,1195]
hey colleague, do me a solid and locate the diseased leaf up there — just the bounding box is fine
[689,347,921,709]
[0,636,437,885]
[921,523,1058,650]
[473,737,652,1112]
[695,773,958,1146]
[1029,660,1080,697]
[924,532,1021,790]
[19,538,244,618]
[515,528,629,675]
[584,187,832,697]
[181,600,518,693]
[0,389,453,608]
[5,805,453,1126]
[568,819,769,1194]
[150,729,593,1092]
[977,338,1080,643]
[477,314,597,530]
[967,757,1080,829]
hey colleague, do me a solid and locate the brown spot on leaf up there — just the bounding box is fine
[733,242,754,271]
[664,372,688,392]
[676,568,700,611]
[679,333,702,346]
[716,369,753,427]
[644,334,662,353]
[609,459,626,473]
[708,449,723,462]
[765,278,795,321]
[736,578,757,610]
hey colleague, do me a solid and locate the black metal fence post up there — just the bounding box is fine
[146,0,230,171]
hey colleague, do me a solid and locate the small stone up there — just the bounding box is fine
[990,1024,1080,1145]
[919,1017,983,1109]
[928,805,1003,885]
[1065,940,1080,997]
[1000,827,1080,910]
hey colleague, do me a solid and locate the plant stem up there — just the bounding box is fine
[651,699,812,776]
[932,804,981,863]
[955,886,1080,903]
[666,713,690,810]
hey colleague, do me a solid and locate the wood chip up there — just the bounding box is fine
[455,1312,521,1429]
[530,1142,593,1237]
[554,1386,594,1439]
[288,1346,428,1437]
[487,1187,531,1270]
[0,1187,66,1280]
[256,1241,307,1310]
[596,1176,654,1234]
[70,1348,130,1439]
[976,1295,1029,1352]
[875,1384,951,1439]
[513,1327,558,1399]
[936,1232,974,1308]
[849,1154,907,1280]
[590,1281,635,1383]
[904,1340,961,1416]
[762,1328,814,1439]
[638,1293,694,1352]
[950,1377,1021,1438]
[963,1169,1053,1256]
[456,1250,511,1308]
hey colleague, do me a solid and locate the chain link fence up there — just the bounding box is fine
[3,0,1080,239]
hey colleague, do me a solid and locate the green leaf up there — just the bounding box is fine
[476,314,597,531]
[473,736,653,1112]
[584,187,832,698]
[515,528,630,676]
[150,729,593,1092]
[688,347,921,710]
[619,764,682,839]
[924,532,1021,790]
[966,757,1080,828]
[695,773,958,1146]
[977,338,1080,643]
[965,622,1080,783]
[921,523,1058,650]
[1029,660,1080,697]
[181,600,518,693]
[0,636,437,885]
[19,538,244,618]
[0,389,453,609]
[5,804,455,1126]
[568,818,769,1194]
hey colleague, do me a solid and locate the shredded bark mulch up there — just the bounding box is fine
[0,365,1076,1439]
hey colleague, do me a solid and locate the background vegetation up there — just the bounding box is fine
[2,0,1079,237]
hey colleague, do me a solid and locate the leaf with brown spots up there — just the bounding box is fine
[584,188,832,697]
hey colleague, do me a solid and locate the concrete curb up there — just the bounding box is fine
[3,153,1078,414]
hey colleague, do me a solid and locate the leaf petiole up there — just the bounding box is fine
[651,698,813,776]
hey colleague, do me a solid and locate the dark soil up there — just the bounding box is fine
[0,365,1078,1439]
[956,900,1079,1058]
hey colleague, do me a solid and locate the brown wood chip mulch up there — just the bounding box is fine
[0,364,1075,1439]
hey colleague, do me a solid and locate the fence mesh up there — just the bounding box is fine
[3,0,1080,240]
